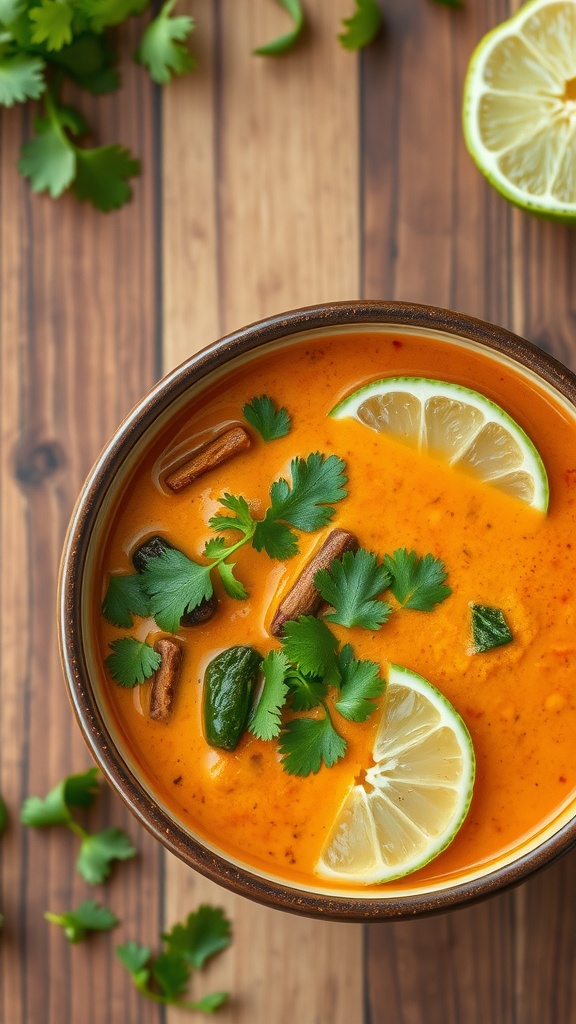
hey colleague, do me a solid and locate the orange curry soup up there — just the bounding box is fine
[94,328,576,893]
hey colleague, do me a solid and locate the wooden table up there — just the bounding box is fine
[2,2,576,1021]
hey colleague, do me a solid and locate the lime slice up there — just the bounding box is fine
[330,376,549,511]
[316,665,475,884]
[463,0,576,222]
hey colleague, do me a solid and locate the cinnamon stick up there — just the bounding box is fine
[270,528,358,637]
[165,426,251,492]
[149,638,184,722]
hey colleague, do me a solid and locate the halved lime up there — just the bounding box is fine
[463,0,576,222]
[316,665,475,884]
[330,376,549,510]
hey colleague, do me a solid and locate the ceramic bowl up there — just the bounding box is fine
[59,300,576,921]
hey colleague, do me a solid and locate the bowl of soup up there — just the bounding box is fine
[59,300,576,920]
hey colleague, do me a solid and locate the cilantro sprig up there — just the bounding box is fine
[137,452,347,631]
[249,617,385,776]
[105,637,161,688]
[1,0,195,207]
[45,900,118,944]
[117,905,231,1012]
[21,767,137,884]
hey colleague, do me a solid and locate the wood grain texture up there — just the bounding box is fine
[0,22,163,1024]
[1,1,576,1022]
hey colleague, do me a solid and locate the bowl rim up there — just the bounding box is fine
[58,299,576,922]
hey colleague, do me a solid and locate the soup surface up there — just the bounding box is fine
[94,329,576,892]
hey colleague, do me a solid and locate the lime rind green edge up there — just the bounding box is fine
[367,663,476,885]
[316,663,476,885]
[329,376,549,511]
[461,0,576,225]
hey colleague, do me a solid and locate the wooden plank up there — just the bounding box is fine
[362,2,576,1021]
[162,3,363,1022]
[0,23,162,1024]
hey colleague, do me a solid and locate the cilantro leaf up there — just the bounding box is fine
[116,941,152,988]
[285,670,326,712]
[254,0,304,56]
[162,905,232,969]
[471,604,513,654]
[29,0,74,51]
[136,0,196,85]
[0,54,45,107]
[384,549,451,611]
[102,573,150,628]
[83,0,149,31]
[142,548,213,632]
[315,548,392,629]
[0,0,24,24]
[281,616,339,681]
[217,561,248,600]
[252,513,299,559]
[77,826,137,884]
[208,493,255,537]
[243,395,291,442]
[279,714,347,776]
[152,951,191,1000]
[73,144,140,212]
[267,453,348,533]
[248,651,289,740]
[339,0,382,50]
[335,644,384,722]
[21,767,99,827]
[192,992,230,1013]
[0,795,7,835]
[45,900,118,943]
[105,637,161,688]
[49,33,119,94]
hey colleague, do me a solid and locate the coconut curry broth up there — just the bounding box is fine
[96,331,576,889]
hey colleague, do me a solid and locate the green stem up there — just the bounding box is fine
[67,818,89,841]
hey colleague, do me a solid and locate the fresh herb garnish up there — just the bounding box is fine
[253,0,304,56]
[278,714,347,776]
[102,573,150,628]
[21,767,137,884]
[141,452,348,626]
[384,548,451,611]
[315,548,392,629]
[117,905,231,1011]
[3,0,194,207]
[248,651,289,741]
[335,644,384,722]
[136,0,196,85]
[243,395,291,442]
[246,618,385,776]
[339,0,382,50]
[253,453,348,557]
[45,900,118,944]
[471,604,513,653]
[105,637,162,687]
